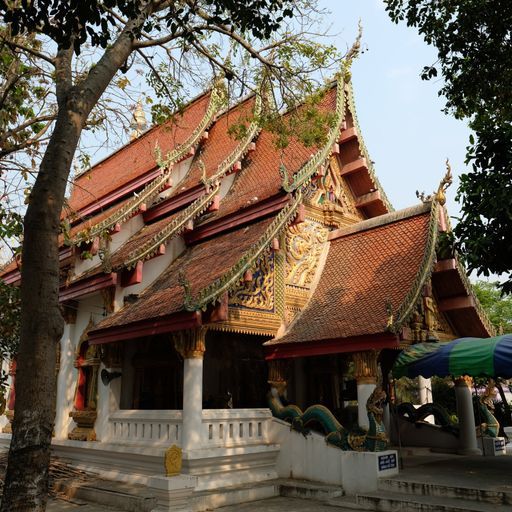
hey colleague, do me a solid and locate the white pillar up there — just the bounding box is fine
[455,377,481,455]
[95,362,122,442]
[54,322,77,439]
[357,382,376,430]
[174,328,207,453]
[419,376,432,404]
[182,358,204,452]
[353,351,379,430]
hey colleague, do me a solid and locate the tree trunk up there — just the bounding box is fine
[0,106,81,511]
[0,19,140,509]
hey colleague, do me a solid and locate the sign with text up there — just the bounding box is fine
[378,453,397,471]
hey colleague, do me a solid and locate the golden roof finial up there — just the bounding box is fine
[435,159,453,206]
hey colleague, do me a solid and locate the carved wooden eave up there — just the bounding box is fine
[185,193,290,245]
[71,82,226,244]
[265,333,399,360]
[88,310,202,345]
[432,257,495,338]
[59,272,117,303]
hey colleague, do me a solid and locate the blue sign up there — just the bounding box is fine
[495,439,506,452]
[378,453,397,471]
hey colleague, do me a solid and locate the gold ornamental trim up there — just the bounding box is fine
[173,327,208,359]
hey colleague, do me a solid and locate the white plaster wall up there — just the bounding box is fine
[270,418,398,494]
[114,235,186,307]
[58,295,105,438]
[271,418,343,485]
[95,362,122,442]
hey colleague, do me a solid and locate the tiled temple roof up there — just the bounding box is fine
[93,216,275,330]
[69,91,212,215]
[266,204,435,348]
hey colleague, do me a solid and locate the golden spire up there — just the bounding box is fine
[130,98,147,141]
[435,159,453,206]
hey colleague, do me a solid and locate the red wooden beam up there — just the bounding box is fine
[73,167,164,222]
[120,260,144,287]
[88,311,202,345]
[434,258,457,273]
[438,295,474,312]
[355,190,382,209]
[59,273,117,302]
[339,127,358,144]
[185,193,290,245]
[264,333,399,360]
[143,184,205,224]
[340,157,368,177]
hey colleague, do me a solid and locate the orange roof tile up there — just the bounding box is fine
[266,204,433,346]
[213,85,337,218]
[67,92,212,214]
[93,216,274,329]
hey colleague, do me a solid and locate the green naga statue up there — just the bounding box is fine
[268,386,389,452]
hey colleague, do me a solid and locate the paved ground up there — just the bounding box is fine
[46,496,359,511]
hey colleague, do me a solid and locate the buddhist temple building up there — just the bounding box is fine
[0,64,494,508]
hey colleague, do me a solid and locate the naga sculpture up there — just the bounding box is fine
[474,380,499,438]
[395,381,499,439]
[268,386,389,452]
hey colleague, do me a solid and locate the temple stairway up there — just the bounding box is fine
[325,451,512,512]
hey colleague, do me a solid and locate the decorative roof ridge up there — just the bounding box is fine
[184,191,303,312]
[328,202,431,241]
[280,70,347,193]
[117,89,266,271]
[387,201,440,334]
[119,183,221,270]
[346,80,394,212]
[73,87,215,182]
[71,79,227,245]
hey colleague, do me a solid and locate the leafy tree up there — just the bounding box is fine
[472,281,512,334]
[384,0,512,293]
[0,1,340,509]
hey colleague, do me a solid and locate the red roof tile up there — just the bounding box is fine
[67,92,212,214]
[93,216,274,329]
[266,205,433,346]
[212,86,337,218]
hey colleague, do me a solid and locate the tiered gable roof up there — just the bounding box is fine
[265,204,434,357]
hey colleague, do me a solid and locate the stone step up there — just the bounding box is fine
[193,479,279,511]
[355,490,512,512]
[278,478,344,501]
[379,478,512,506]
[54,477,157,512]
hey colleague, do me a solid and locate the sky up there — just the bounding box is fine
[319,0,471,219]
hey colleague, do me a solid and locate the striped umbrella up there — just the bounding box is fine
[393,335,512,379]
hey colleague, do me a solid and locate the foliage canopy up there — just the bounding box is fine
[385,0,512,293]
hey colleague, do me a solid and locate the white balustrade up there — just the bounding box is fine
[107,408,272,449]
[108,410,182,446]
[201,408,272,448]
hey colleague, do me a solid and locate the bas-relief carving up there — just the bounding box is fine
[406,289,455,343]
[304,158,363,228]
[165,445,182,476]
[229,254,275,312]
[285,220,328,288]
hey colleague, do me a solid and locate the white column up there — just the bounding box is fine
[95,362,122,442]
[357,382,376,430]
[175,328,207,453]
[455,377,481,455]
[54,322,77,439]
[418,376,432,404]
[182,358,204,452]
[353,351,378,430]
